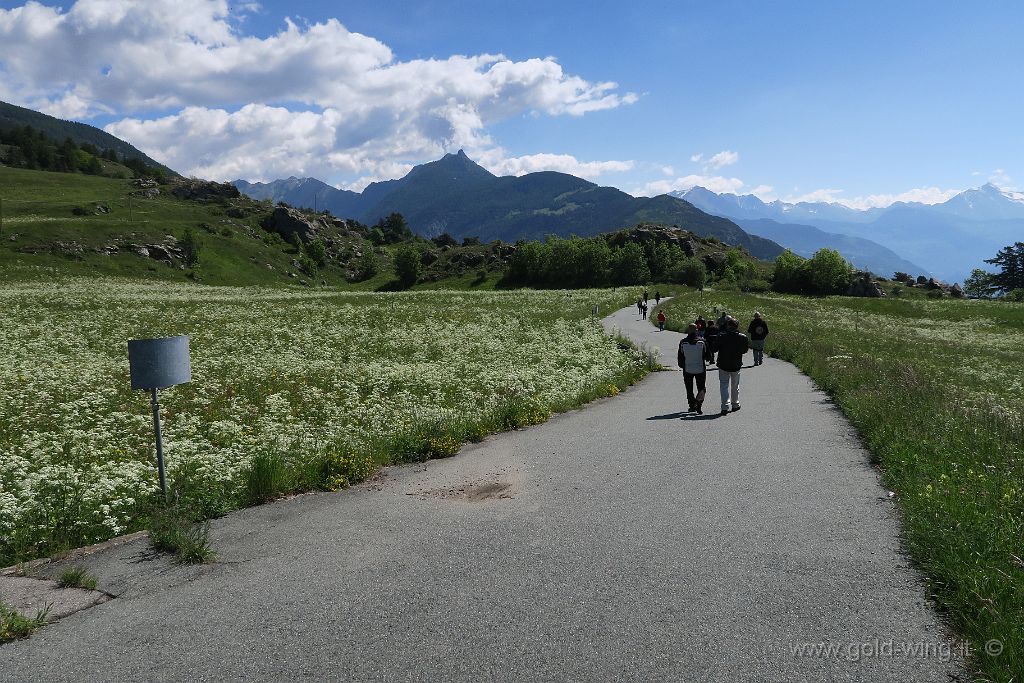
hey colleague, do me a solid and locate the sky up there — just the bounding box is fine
[0,0,1022,208]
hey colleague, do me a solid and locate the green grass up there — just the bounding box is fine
[661,288,1023,681]
[56,566,98,591]
[0,602,49,643]
[147,504,217,564]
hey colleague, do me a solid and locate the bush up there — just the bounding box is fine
[181,227,201,268]
[394,245,422,288]
[671,257,707,288]
[299,255,319,277]
[1007,288,1024,302]
[306,238,327,266]
[314,445,376,490]
[927,289,944,299]
[357,249,378,280]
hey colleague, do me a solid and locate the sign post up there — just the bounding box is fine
[128,335,192,499]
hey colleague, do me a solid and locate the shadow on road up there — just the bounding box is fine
[647,411,723,421]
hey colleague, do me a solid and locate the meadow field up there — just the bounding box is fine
[662,289,1023,681]
[0,277,650,566]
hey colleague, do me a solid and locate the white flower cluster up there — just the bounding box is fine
[0,278,641,561]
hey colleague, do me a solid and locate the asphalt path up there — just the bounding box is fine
[1,303,964,681]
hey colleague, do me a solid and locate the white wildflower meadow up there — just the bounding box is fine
[0,278,644,562]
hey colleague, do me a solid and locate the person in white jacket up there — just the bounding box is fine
[677,324,709,414]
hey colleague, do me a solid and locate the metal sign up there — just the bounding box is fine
[128,335,191,390]
[128,335,191,499]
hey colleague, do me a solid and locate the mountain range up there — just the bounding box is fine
[675,184,1024,282]
[235,151,785,260]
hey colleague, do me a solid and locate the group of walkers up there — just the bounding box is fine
[636,289,662,321]
[676,310,769,416]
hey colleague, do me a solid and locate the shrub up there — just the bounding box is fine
[314,444,375,491]
[181,227,201,268]
[927,289,944,299]
[299,255,319,277]
[394,245,422,288]
[1008,288,1024,302]
[306,238,327,266]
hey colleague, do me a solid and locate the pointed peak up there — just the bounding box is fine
[457,148,467,157]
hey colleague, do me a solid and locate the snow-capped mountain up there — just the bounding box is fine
[674,184,1024,282]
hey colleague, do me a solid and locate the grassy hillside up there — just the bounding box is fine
[661,289,1023,681]
[0,100,173,175]
[0,165,521,289]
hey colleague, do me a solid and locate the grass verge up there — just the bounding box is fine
[661,288,1023,681]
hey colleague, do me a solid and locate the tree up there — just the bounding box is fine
[393,245,422,288]
[181,227,202,268]
[772,250,806,293]
[611,243,650,286]
[804,248,852,294]
[84,154,104,176]
[506,240,547,285]
[376,213,413,243]
[356,249,378,281]
[963,268,998,298]
[984,242,1024,293]
[671,256,707,288]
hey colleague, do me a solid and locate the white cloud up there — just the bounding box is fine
[476,151,634,180]
[783,186,960,209]
[633,174,746,197]
[0,0,638,182]
[705,150,739,170]
[660,165,674,176]
[689,153,703,163]
[989,169,1017,190]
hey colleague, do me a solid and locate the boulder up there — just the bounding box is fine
[262,206,320,244]
[949,283,964,298]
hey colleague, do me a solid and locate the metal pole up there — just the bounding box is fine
[150,387,167,499]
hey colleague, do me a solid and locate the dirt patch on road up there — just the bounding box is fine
[416,479,516,502]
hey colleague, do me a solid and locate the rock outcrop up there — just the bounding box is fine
[847,271,887,297]
[171,180,241,202]
[261,206,320,243]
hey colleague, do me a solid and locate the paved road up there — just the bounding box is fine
[1,304,964,681]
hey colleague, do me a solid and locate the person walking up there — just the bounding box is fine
[637,297,644,315]
[716,310,729,331]
[643,288,649,306]
[703,319,719,364]
[695,315,706,337]
[656,309,666,331]
[716,317,749,415]
[641,301,648,320]
[747,311,769,366]
[655,290,661,306]
[677,324,708,413]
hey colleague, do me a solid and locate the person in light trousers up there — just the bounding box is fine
[714,317,749,415]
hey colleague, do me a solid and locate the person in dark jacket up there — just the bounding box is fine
[677,324,708,413]
[703,320,719,363]
[747,311,769,366]
[716,317,749,415]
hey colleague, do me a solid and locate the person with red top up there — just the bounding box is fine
[656,309,666,331]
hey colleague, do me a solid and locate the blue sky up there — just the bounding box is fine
[1,0,1021,206]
